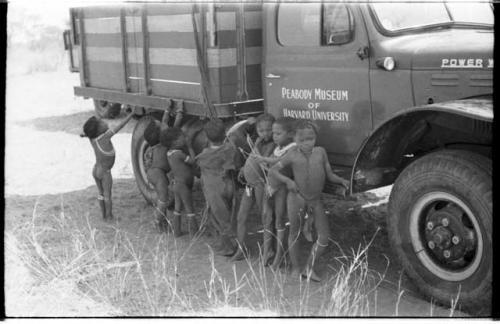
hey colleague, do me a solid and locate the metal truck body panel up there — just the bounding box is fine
[70,3,263,107]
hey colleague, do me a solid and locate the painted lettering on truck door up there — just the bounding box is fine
[264,3,372,166]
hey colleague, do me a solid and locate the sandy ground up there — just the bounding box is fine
[5,66,470,317]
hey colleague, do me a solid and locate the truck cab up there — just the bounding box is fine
[264,2,492,312]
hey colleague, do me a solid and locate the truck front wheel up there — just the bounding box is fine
[94,99,122,119]
[388,150,491,314]
[131,116,157,204]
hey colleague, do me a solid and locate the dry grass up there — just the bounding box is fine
[5,197,462,317]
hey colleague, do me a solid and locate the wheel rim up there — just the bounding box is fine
[409,191,483,282]
[138,139,155,191]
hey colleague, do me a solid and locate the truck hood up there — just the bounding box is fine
[375,28,493,71]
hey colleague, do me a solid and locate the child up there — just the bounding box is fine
[269,120,349,281]
[81,111,134,221]
[231,113,276,261]
[253,117,296,267]
[144,111,171,231]
[196,118,242,256]
[161,126,198,237]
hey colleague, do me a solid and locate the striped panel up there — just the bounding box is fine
[86,61,123,90]
[84,17,120,34]
[148,14,198,33]
[81,7,122,19]
[120,29,261,49]
[87,46,262,67]
[144,3,194,16]
[125,16,142,32]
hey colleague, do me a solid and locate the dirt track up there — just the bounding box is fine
[5,70,470,317]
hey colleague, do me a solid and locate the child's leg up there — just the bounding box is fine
[172,182,183,237]
[271,188,288,270]
[177,181,198,237]
[151,170,170,231]
[261,194,275,266]
[302,200,329,282]
[205,180,237,256]
[231,188,253,261]
[92,165,106,219]
[287,192,305,277]
[101,168,113,220]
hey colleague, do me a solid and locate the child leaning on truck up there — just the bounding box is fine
[253,117,296,267]
[196,119,243,256]
[231,113,276,261]
[269,120,349,281]
[81,111,134,221]
[162,126,198,237]
[143,111,172,231]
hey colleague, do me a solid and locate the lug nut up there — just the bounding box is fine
[452,236,460,245]
[428,241,435,249]
[427,222,434,230]
[443,250,451,258]
[441,218,449,227]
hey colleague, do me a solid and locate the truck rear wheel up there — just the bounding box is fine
[94,99,121,119]
[131,115,157,204]
[388,150,491,314]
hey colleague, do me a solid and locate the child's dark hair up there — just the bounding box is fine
[82,116,102,139]
[294,119,319,134]
[203,118,226,143]
[144,121,160,146]
[273,117,296,134]
[255,113,275,125]
[160,127,183,149]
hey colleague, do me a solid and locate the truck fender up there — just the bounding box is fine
[350,99,492,194]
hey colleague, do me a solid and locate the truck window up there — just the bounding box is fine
[277,3,353,47]
[322,3,353,45]
[371,2,493,33]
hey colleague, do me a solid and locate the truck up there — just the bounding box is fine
[63,2,493,312]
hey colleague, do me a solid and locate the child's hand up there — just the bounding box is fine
[341,179,350,190]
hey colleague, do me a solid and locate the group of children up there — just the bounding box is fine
[82,110,349,282]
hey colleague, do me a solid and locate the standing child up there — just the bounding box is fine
[81,111,134,221]
[196,118,242,256]
[162,126,198,237]
[144,111,171,231]
[269,120,349,281]
[231,113,275,261]
[254,117,296,267]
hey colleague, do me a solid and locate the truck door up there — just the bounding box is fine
[263,3,372,166]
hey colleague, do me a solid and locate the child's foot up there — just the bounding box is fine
[262,251,275,267]
[229,248,247,262]
[301,268,322,282]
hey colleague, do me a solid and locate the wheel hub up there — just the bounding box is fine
[424,203,476,265]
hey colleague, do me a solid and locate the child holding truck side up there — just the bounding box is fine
[81,111,134,221]
[269,120,349,281]
[196,119,243,256]
[143,111,172,231]
[162,126,198,237]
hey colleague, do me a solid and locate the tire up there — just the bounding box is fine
[387,150,491,314]
[94,99,122,119]
[131,115,157,204]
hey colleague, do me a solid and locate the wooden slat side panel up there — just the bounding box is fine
[86,61,123,90]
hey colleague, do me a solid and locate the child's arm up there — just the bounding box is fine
[160,110,170,130]
[268,154,298,193]
[110,111,134,134]
[321,148,349,189]
[251,154,279,165]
